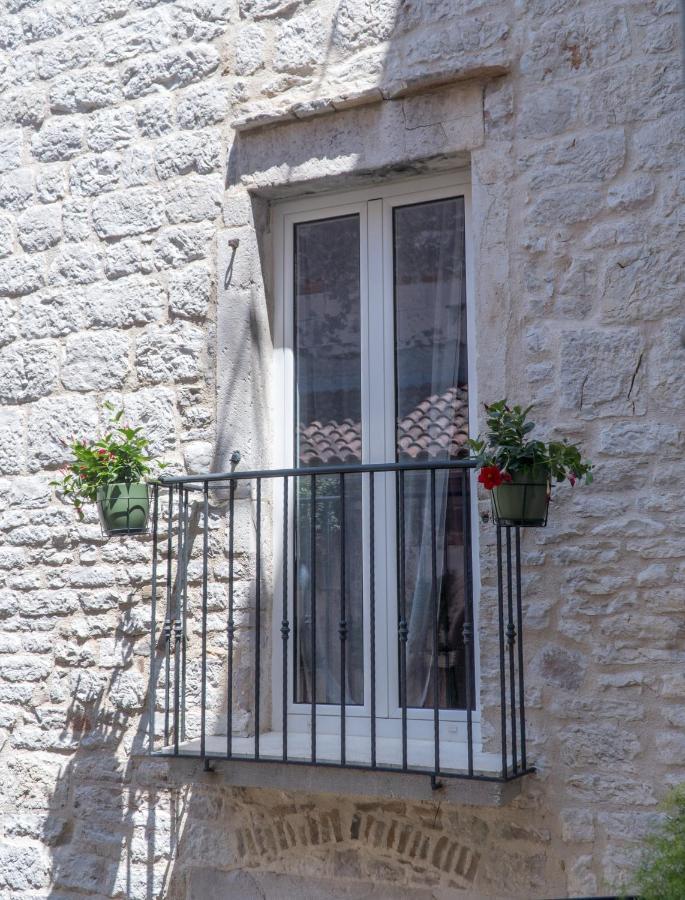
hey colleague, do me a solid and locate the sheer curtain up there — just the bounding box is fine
[394,197,469,710]
[294,214,364,707]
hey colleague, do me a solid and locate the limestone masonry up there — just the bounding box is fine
[0,0,682,897]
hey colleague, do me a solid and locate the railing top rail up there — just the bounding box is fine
[153,457,477,486]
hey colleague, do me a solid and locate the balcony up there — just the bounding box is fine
[147,459,535,802]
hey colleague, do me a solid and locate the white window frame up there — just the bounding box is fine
[271,172,482,749]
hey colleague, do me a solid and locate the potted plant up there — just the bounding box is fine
[51,403,166,536]
[467,400,593,527]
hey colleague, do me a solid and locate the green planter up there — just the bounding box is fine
[491,467,550,527]
[96,482,149,536]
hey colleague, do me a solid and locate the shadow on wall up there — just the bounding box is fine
[42,613,190,898]
[37,3,504,899]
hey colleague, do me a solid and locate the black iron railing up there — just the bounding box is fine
[148,460,534,786]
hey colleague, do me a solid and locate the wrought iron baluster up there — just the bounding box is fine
[369,471,376,769]
[148,484,159,754]
[282,475,290,762]
[430,468,440,778]
[310,473,317,764]
[496,526,508,779]
[461,470,474,777]
[173,486,184,755]
[506,527,518,775]
[255,478,262,760]
[163,486,174,747]
[200,482,209,761]
[227,479,236,759]
[339,472,347,766]
[397,468,408,771]
[180,488,189,745]
[515,527,527,771]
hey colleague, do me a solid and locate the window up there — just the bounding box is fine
[272,174,479,758]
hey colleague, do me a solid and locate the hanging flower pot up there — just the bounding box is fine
[490,466,550,527]
[468,401,593,528]
[97,482,150,536]
[51,402,167,539]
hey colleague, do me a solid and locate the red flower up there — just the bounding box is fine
[568,473,577,487]
[478,465,510,490]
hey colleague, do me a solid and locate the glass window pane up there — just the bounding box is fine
[393,197,472,710]
[293,215,364,706]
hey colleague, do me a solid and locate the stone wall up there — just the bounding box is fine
[0,0,683,897]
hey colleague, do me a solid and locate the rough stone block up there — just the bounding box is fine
[102,12,172,63]
[0,341,58,403]
[92,187,166,238]
[17,203,62,252]
[601,246,682,324]
[35,33,103,80]
[274,11,326,74]
[0,296,16,347]
[169,263,212,318]
[599,422,682,457]
[109,671,146,711]
[607,174,656,211]
[177,82,229,130]
[0,127,22,174]
[85,275,166,328]
[49,68,123,113]
[0,408,25,475]
[0,168,34,211]
[234,24,267,75]
[122,44,220,98]
[155,130,221,181]
[522,9,631,79]
[18,287,88,338]
[633,112,685,172]
[332,0,397,53]
[183,439,213,473]
[0,844,49,891]
[62,198,92,242]
[560,809,595,843]
[532,646,585,690]
[384,13,510,92]
[0,86,47,130]
[519,129,625,189]
[86,106,137,152]
[165,175,222,224]
[36,164,67,204]
[69,151,121,196]
[105,238,155,279]
[61,331,130,391]
[648,319,685,412]
[0,217,13,258]
[582,60,682,127]
[239,0,301,18]
[519,85,579,138]
[137,96,174,137]
[136,322,205,383]
[153,224,215,268]
[0,255,44,296]
[528,185,604,227]
[49,243,103,285]
[120,145,155,187]
[31,116,83,162]
[560,328,644,415]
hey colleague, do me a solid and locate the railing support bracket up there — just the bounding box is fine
[430,774,443,792]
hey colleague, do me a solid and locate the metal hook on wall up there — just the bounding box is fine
[224,237,240,288]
